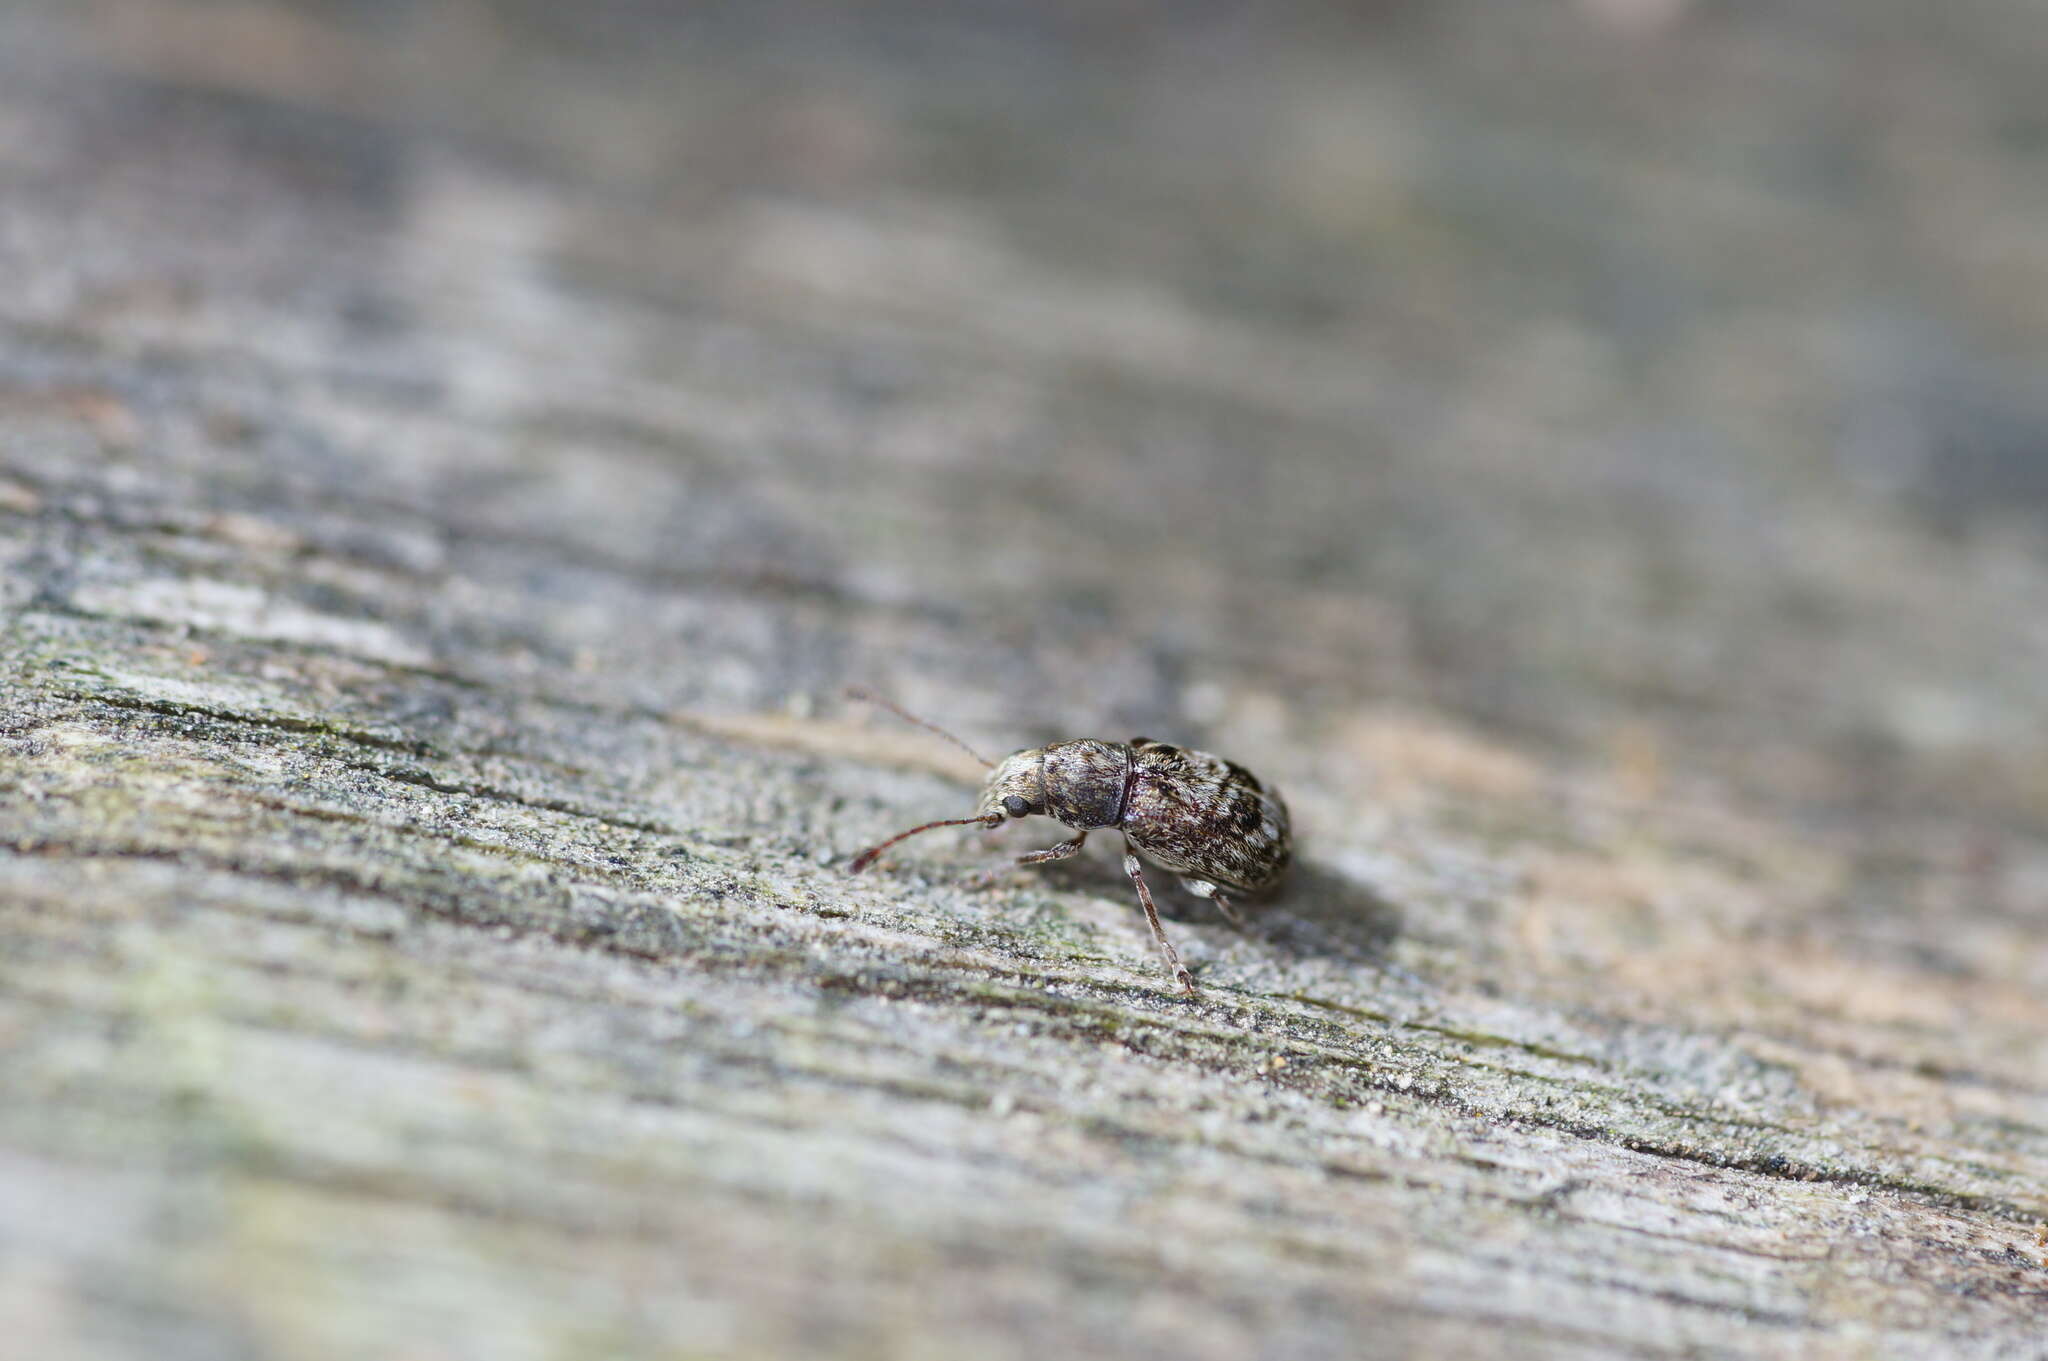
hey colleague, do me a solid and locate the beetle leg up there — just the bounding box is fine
[1180,877,1247,928]
[1017,831,1087,866]
[1124,846,1196,997]
[957,830,1087,890]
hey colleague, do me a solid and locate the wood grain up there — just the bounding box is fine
[3,4,2045,1358]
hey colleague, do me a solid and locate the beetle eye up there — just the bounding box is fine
[1002,795,1030,818]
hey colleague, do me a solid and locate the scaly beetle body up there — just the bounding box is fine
[849,701,1291,996]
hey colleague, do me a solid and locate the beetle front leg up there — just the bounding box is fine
[1124,847,1196,997]
[958,830,1087,891]
[1018,831,1087,866]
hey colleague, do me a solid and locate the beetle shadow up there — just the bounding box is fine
[1021,846,1403,975]
[1230,860,1405,973]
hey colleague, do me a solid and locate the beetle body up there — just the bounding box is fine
[851,723,1291,997]
[978,738,1291,893]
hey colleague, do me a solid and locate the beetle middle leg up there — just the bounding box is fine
[1124,847,1196,997]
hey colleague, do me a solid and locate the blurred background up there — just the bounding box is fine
[8,0,2045,810]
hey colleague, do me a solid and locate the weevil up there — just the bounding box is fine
[846,690,1291,996]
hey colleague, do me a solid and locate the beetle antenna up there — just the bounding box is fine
[845,687,994,768]
[849,816,998,873]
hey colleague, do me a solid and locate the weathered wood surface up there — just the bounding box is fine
[4,3,2047,1358]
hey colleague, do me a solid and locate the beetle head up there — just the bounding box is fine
[977,749,1046,822]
